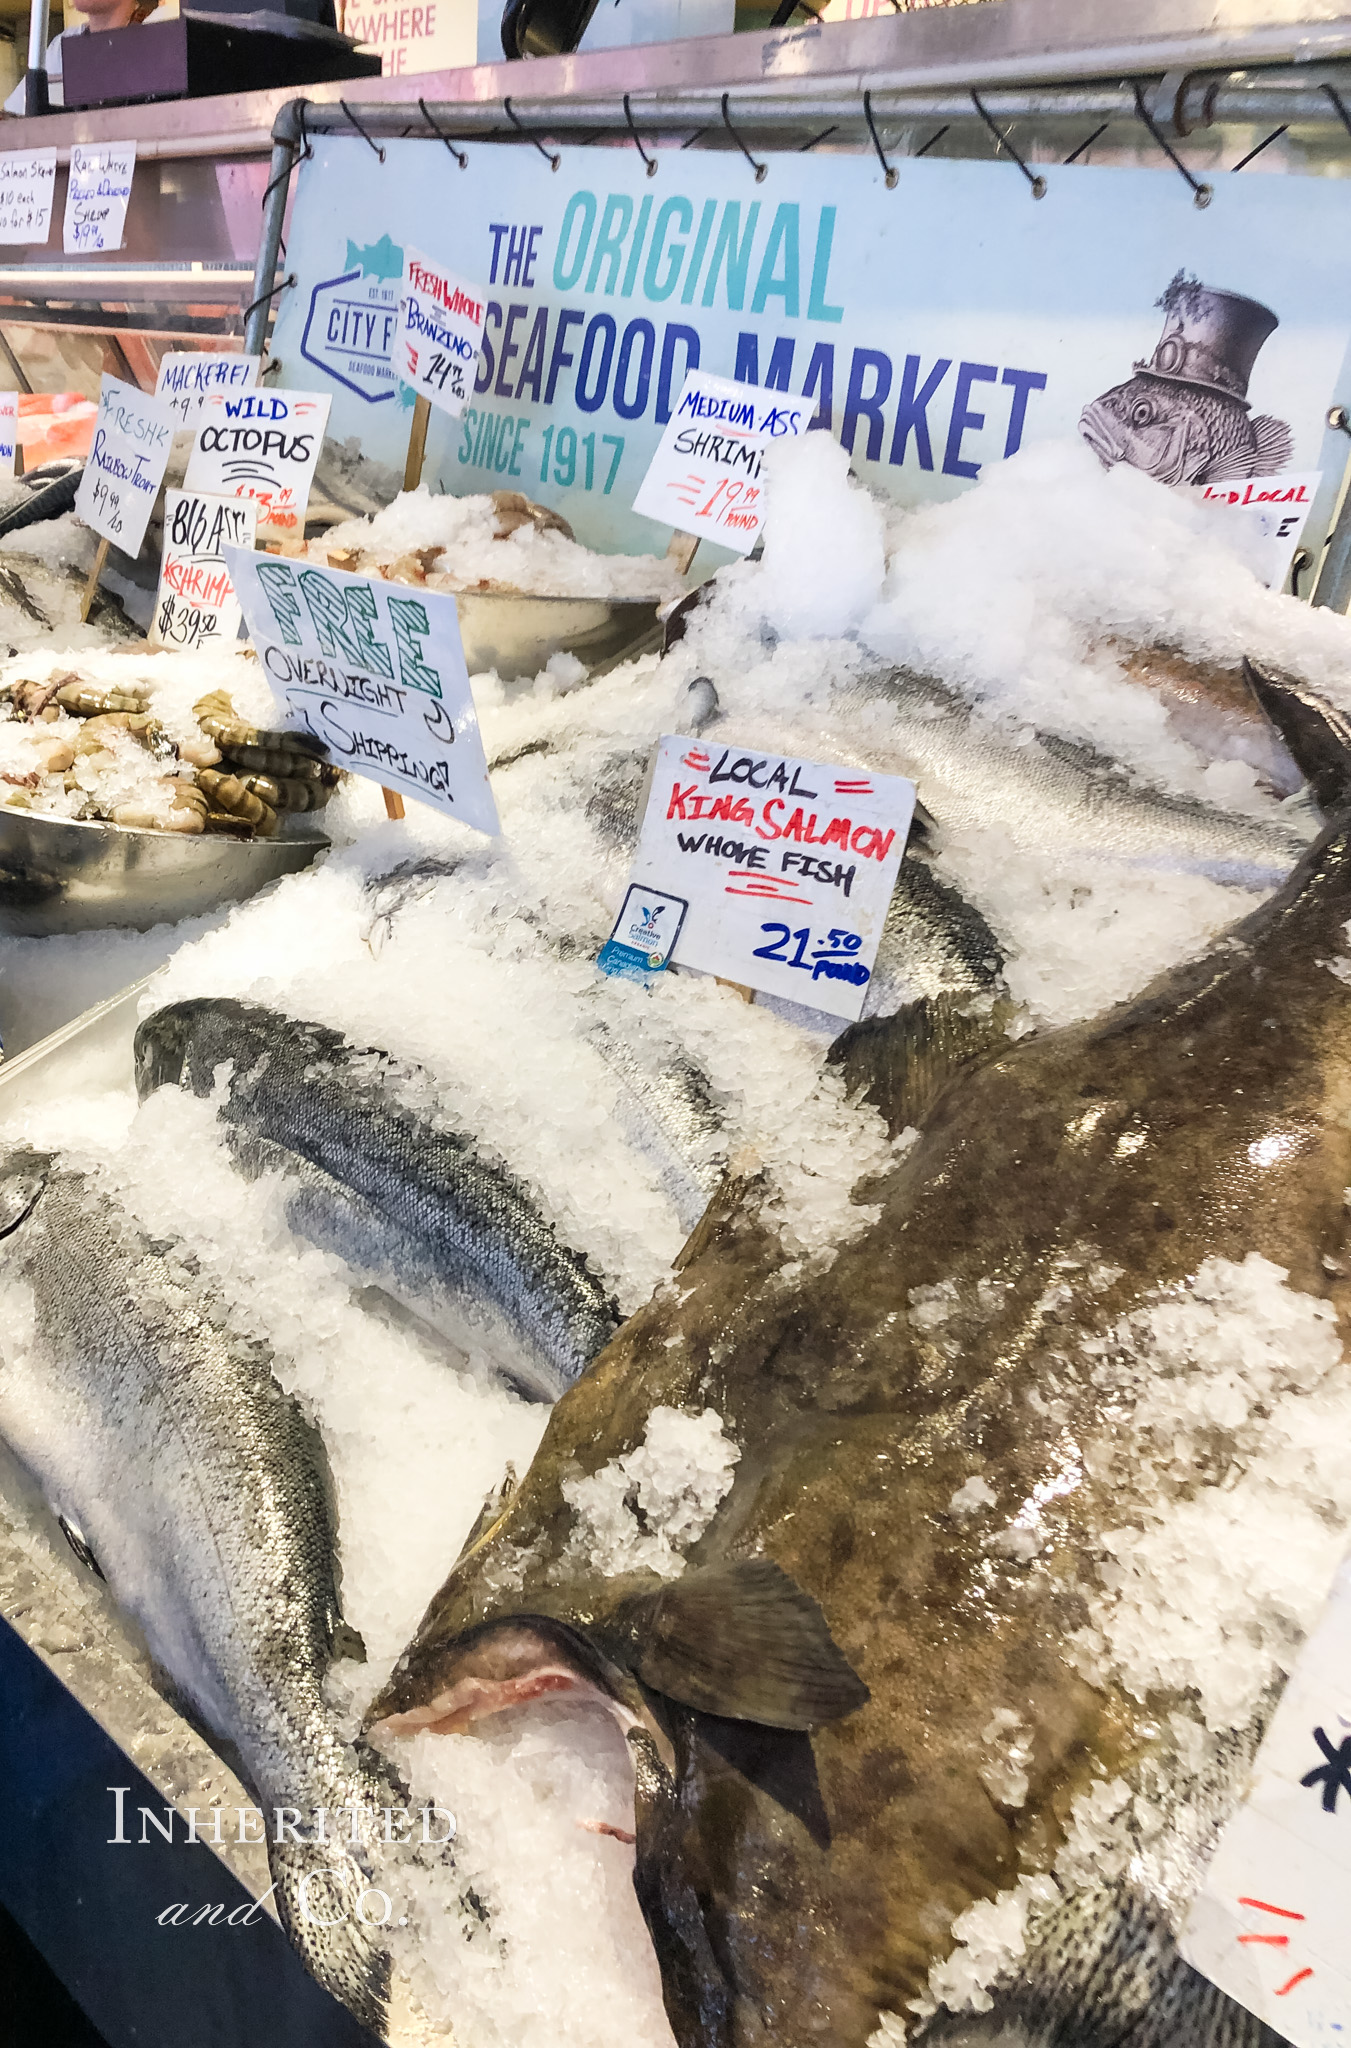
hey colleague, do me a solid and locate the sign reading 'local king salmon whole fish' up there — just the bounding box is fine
[225,546,499,835]
[599,735,915,1020]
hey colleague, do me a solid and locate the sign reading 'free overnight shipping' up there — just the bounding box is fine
[274,141,1351,560]
[601,734,915,1021]
[226,547,499,835]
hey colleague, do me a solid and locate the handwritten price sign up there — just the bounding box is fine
[0,148,55,245]
[155,351,260,427]
[397,246,486,420]
[185,389,331,538]
[63,142,135,256]
[598,735,915,1019]
[1181,1545,1351,2042]
[631,368,807,556]
[74,375,175,557]
[151,490,257,651]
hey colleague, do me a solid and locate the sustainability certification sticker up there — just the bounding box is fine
[597,885,689,982]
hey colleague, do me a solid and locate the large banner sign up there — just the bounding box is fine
[274,141,1351,557]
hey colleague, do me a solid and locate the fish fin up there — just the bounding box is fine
[268,1826,392,2033]
[1242,658,1351,814]
[908,797,937,844]
[829,991,1011,1138]
[454,1463,519,1564]
[1252,415,1294,472]
[623,1558,869,1731]
[331,1619,367,1664]
[0,1150,48,1237]
[57,1513,104,1580]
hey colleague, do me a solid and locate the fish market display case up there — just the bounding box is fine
[11,3,1351,2040]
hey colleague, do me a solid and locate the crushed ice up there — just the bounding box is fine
[562,1406,740,1580]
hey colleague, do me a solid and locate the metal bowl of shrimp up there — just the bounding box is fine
[452,592,665,681]
[0,809,328,936]
[0,679,331,937]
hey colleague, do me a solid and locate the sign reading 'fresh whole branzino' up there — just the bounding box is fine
[273,142,1351,561]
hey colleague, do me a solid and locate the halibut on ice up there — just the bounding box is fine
[367,668,1351,2047]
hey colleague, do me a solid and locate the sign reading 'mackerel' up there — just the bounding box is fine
[225,546,499,835]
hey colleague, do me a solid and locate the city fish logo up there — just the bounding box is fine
[301,235,404,405]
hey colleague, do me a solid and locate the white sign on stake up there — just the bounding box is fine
[397,247,487,419]
[155,352,261,426]
[1192,469,1324,590]
[186,388,331,538]
[225,546,499,836]
[74,375,175,557]
[0,149,56,245]
[63,143,136,255]
[631,369,809,555]
[151,490,257,651]
[597,734,915,1021]
[0,393,17,477]
[1180,1545,1351,2040]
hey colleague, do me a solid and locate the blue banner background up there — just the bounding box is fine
[274,138,1351,558]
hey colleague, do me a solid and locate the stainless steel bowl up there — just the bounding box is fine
[0,811,328,936]
[452,591,663,680]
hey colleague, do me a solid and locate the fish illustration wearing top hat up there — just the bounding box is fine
[1080,270,1293,485]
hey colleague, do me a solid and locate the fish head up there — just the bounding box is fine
[370,1564,876,2048]
[133,997,263,1101]
[367,1269,876,2047]
[0,1147,51,1238]
[133,1001,196,1098]
[1078,374,1252,486]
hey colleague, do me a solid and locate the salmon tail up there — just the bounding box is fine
[1242,658,1351,814]
[268,1827,393,2035]
[267,1754,415,2039]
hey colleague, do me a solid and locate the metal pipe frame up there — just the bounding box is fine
[249,72,1351,141]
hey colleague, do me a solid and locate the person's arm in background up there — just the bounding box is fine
[3,0,143,116]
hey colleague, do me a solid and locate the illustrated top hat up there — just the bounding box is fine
[1133,272,1279,408]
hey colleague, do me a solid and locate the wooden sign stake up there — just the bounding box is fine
[666,530,700,578]
[374,395,438,819]
[79,536,110,623]
[403,392,432,492]
[374,392,436,820]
